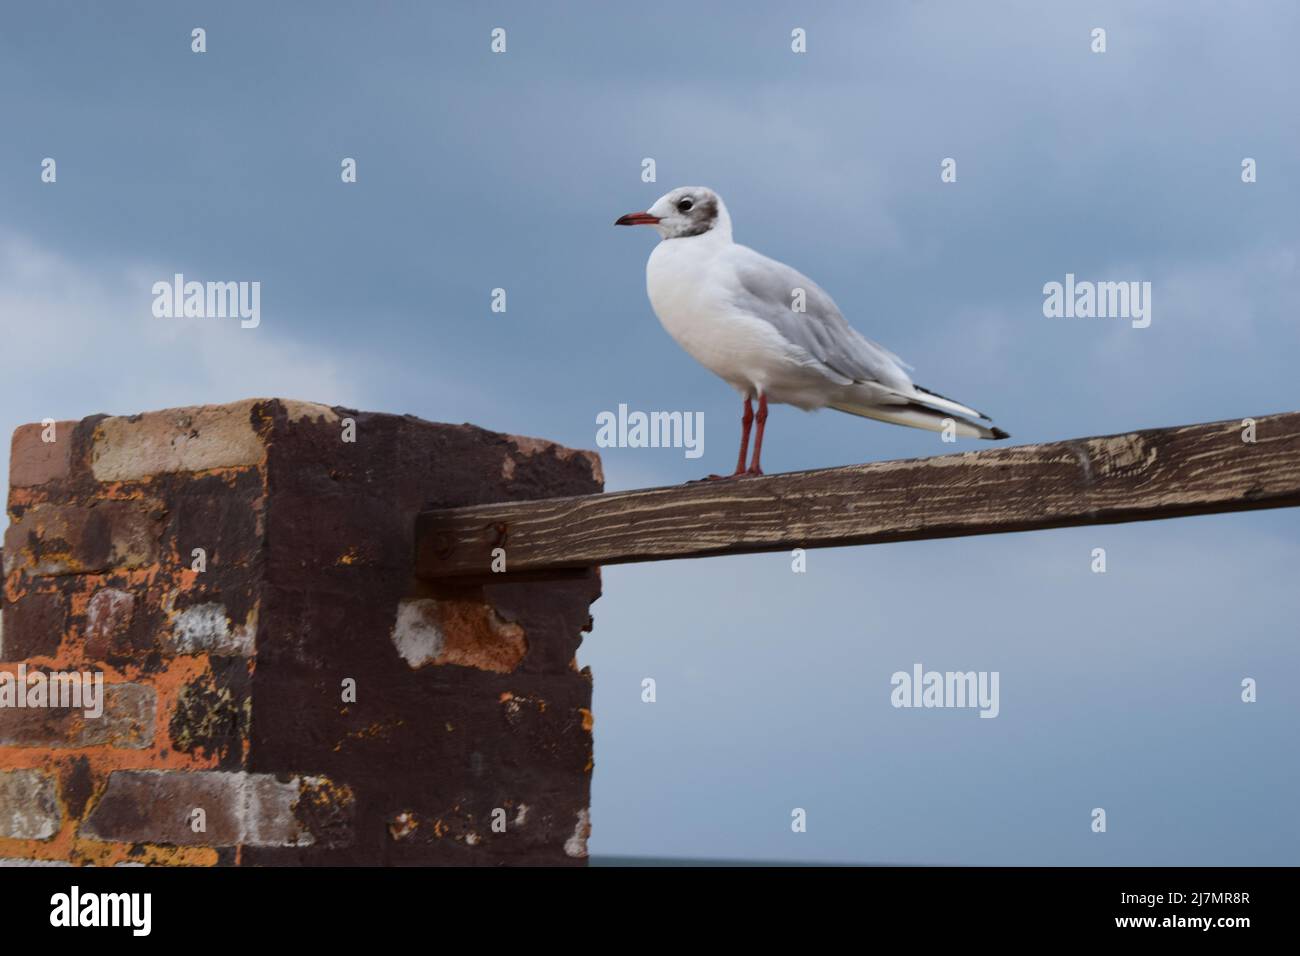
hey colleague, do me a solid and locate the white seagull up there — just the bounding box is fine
[616,186,1009,477]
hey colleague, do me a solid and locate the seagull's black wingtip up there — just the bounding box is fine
[991,427,1011,440]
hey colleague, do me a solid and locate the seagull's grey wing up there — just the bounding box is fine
[725,245,913,391]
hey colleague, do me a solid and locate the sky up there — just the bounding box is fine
[1,0,1297,864]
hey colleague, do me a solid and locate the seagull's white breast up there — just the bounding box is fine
[644,237,838,407]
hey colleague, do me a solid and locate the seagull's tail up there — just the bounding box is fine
[829,385,1010,440]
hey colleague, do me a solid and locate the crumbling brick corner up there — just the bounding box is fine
[0,398,603,865]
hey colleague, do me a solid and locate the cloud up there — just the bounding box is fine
[0,226,361,479]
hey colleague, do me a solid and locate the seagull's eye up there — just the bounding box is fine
[676,198,694,212]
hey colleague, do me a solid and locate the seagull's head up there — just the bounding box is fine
[616,186,731,241]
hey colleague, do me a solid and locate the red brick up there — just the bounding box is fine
[9,421,76,488]
[3,500,163,576]
[0,590,65,660]
[91,402,266,481]
[0,681,154,748]
[0,769,60,839]
[80,771,351,847]
[84,588,136,659]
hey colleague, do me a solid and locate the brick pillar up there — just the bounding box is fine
[0,399,602,865]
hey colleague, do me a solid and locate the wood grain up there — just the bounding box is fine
[415,412,1300,577]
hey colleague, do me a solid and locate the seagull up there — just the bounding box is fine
[616,186,1009,477]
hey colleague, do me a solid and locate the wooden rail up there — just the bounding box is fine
[414,412,1300,578]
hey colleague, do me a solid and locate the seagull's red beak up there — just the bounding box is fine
[615,211,661,226]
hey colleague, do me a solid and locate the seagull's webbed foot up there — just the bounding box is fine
[690,470,746,483]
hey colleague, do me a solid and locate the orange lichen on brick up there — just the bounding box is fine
[388,811,419,840]
[0,832,219,868]
[333,718,406,752]
[392,598,527,674]
[1,617,248,863]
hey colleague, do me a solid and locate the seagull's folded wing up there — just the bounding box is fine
[724,245,914,392]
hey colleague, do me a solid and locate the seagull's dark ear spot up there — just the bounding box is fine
[675,196,718,238]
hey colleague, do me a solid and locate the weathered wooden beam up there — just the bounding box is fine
[415,412,1300,578]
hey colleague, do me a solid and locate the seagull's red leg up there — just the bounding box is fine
[705,396,753,480]
[747,394,768,475]
[732,397,754,476]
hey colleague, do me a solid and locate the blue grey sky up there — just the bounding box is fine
[2,1,1297,863]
